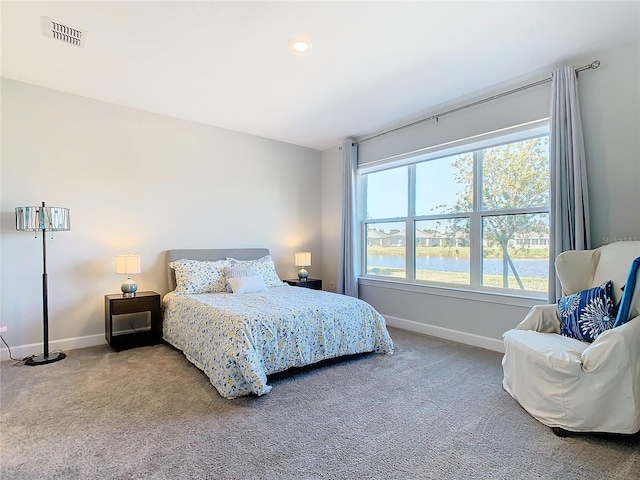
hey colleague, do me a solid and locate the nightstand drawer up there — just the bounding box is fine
[109,295,159,315]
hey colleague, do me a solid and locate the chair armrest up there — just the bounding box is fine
[503,329,585,376]
[515,304,561,333]
[581,315,640,373]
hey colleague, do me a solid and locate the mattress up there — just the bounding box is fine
[162,285,394,399]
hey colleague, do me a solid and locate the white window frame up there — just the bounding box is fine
[359,119,550,300]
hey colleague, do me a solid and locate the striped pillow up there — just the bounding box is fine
[223,264,256,292]
[229,258,284,288]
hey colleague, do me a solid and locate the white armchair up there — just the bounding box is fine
[502,241,640,435]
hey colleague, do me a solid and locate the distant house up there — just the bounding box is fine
[389,230,405,246]
[385,229,467,247]
[415,229,430,246]
[367,229,390,247]
[371,228,548,249]
[512,233,550,247]
[422,230,467,247]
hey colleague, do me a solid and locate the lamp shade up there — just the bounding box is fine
[294,252,311,267]
[115,254,141,275]
[16,206,70,231]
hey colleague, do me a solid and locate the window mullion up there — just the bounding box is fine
[470,150,483,288]
[407,165,416,280]
[359,173,367,277]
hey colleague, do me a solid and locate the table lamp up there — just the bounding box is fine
[116,254,141,297]
[294,252,311,281]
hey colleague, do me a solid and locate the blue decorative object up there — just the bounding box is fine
[558,280,615,343]
[121,278,138,296]
[613,257,640,328]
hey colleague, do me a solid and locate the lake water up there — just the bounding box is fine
[367,255,548,278]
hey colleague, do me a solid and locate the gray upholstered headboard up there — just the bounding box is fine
[166,248,270,291]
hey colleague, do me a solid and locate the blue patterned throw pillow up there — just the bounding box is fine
[558,280,615,343]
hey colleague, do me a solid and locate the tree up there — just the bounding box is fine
[450,137,550,288]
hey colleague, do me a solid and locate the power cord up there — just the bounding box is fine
[0,335,63,366]
[0,334,29,365]
[1,334,18,360]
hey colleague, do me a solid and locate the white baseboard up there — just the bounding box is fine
[384,315,505,353]
[1,333,106,362]
[1,318,505,362]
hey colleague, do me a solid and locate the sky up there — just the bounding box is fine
[366,155,463,222]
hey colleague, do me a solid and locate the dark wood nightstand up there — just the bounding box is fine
[105,291,162,351]
[284,278,322,290]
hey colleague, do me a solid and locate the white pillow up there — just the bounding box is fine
[229,256,284,288]
[227,275,268,294]
[169,258,231,294]
[223,264,256,292]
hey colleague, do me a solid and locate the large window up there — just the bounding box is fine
[362,123,550,297]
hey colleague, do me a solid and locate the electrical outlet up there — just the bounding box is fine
[330,282,335,288]
[0,326,7,333]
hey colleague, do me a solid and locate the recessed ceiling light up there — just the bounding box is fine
[290,39,311,53]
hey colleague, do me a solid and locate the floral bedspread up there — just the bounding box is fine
[162,286,394,399]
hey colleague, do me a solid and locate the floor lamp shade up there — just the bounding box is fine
[16,205,70,231]
[15,202,70,366]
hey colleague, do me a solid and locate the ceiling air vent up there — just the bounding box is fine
[44,17,85,47]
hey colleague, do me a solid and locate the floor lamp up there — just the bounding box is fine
[15,202,70,366]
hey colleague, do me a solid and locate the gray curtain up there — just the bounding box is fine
[549,65,591,302]
[338,140,359,297]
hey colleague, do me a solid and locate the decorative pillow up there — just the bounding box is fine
[229,255,272,263]
[227,275,268,294]
[169,258,231,294]
[223,264,257,292]
[613,257,640,328]
[229,256,284,288]
[558,280,615,343]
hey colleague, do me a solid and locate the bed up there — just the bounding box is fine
[162,248,394,399]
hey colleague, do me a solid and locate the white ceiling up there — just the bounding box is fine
[2,1,638,151]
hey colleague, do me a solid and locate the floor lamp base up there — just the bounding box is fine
[24,351,66,366]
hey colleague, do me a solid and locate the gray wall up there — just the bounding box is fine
[321,40,640,351]
[1,79,322,359]
[2,39,637,359]
[581,42,640,245]
[321,145,342,293]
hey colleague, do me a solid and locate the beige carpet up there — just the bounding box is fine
[1,327,638,480]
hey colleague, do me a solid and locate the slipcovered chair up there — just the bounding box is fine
[502,241,640,435]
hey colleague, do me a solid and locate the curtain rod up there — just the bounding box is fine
[355,60,601,144]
